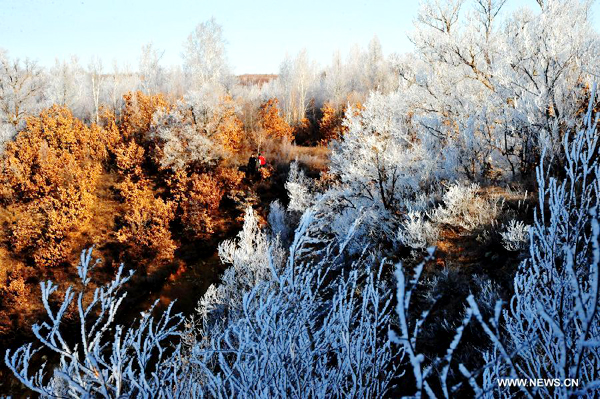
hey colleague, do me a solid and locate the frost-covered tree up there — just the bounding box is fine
[321,50,348,109]
[151,103,223,170]
[328,91,438,241]
[87,57,105,124]
[402,0,600,178]
[106,62,139,117]
[138,42,165,95]
[462,90,600,397]
[0,49,45,128]
[151,89,243,170]
[363,36,394,93]
[273,49,318,124]
[46,57,87,119]
[0,121,15,153]
[182,18,231,92]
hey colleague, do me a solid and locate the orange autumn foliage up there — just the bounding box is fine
[166,166,244,240]
[120,91,171,141]
[180,173,223,240]
[115,177,176,262]
[97,106,123,155]
[216,166,245,194]
[0,106,107,267]
[0,106,106,202]
[10,177,97,267]
[319,102,344,145]
[213,96,244,154]
[114,140,146,177]
[0,273,27,307]
[259,98,293,140]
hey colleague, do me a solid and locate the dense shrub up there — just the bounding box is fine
[115,177,176,262]
[259,98,293,140]
[0,106,107,267]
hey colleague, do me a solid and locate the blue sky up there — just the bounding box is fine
[1,0,599,74]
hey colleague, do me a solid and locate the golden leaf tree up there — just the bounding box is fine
[319,102,344,145]
[259,98,293,141]
[115,177,176,263]
[0,106,107,267]
[213,95,244,155]
[120,91,171,141]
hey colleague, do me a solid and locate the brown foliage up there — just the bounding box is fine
[1,106,106,202]
[165,166,244,240]
[10,180,97,267]
[259,98,293,140]
[319,102,344,145]
[180,173,223,240]
[0,106,106,267]
[115,177,176,263]
[97,106,123,155]
[1,275,27,307]
[216,167,245,193]
[213,96,244,154]
[120,91,171,141]
[114,140,146,177]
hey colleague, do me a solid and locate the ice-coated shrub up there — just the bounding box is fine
[472,275,503,317]
[500,219,530,251]
[285,160,316,213]
[268,200,291,243]
[397,210,439,249]
[196,206,285,338]
[5,248,188,398]
[326,91,441,244]
[194,208,399,397]
[431,183,499,230]
[463,92,600,397]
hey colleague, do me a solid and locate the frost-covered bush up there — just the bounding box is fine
[5,248,187,398]
[196,206,285,338]
[268,200,292,244]
[472,275,503,317]
[151,104,222,170]
[397,210,439,249]
[431,183,499,230]
[500,220,530,251]
[194,209,399,397]
[285,160,316,213]
[463,93,600,397]
[195,265,396,397]
[327,92,440,242]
